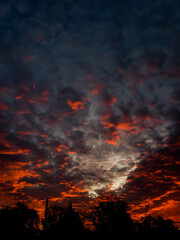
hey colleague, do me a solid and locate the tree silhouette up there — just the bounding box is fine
[135,215,179,232]
[0,199,179,238]
[42,204,65,232]
[0,202,40,238]
[87,199,134,234]
[42,201,86,236]
[61,201,85,234]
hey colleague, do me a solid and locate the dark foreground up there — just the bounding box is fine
[0,199,179,239]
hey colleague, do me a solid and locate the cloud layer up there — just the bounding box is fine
[0,0,179,221]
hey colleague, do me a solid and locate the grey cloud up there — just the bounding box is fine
[0,0,179,217]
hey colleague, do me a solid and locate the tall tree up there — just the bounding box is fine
[42,201,85,236]
[87,199,134,233]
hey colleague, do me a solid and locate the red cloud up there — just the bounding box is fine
[0,101,8,111]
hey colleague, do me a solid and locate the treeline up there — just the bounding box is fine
[0,199,179,238]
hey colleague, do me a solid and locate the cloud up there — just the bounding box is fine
[0,0,179,222]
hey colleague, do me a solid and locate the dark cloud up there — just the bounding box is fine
[0,0,179,222]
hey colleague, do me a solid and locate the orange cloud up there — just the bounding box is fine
[43,169,52,173]
[40,134,48,138]
[34,159,49,169]
[56,144,69,152]
[38,91,49,103]
[18,90,50,105]
[132,198,180,223]
[67,100,84,111]
[116,122,134,131]
[0,161,40,198]
[105,139,118,146]
[59,181,87,200]
[99,113,113,128]
[105,130,120,146]
[18,130,38,137]
[68,151,77,155]
[0,134,11,148]
[16,95,23,100]
[137,143,144,147]
[0,149,31,155]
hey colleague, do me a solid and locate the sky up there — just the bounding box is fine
[0,0,180,222]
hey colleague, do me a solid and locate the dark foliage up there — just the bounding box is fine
[0,202,40,239]
[42,201,86,236]
[135,215,179,232]
[87,199,135,233]
[0,199,179,238]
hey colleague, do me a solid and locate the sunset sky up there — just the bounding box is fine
[0,0,179,223]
